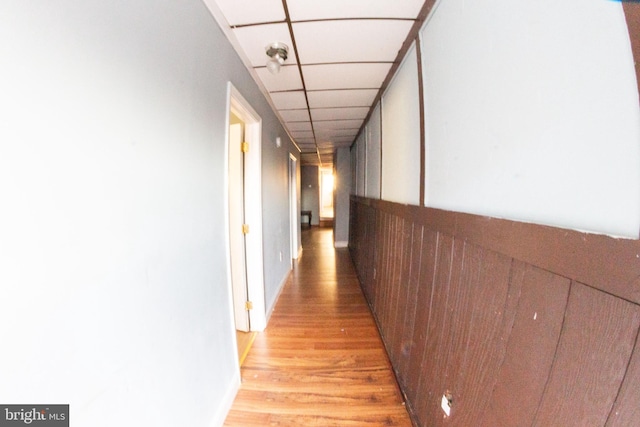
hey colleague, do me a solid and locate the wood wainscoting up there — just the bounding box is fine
[349,196,640,427]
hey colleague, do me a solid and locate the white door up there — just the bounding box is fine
[229,122,250,332]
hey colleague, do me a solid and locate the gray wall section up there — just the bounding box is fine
[0,1,297,425]
[334,148,351,245]
[262,130,300,310]
[301,166,320,225]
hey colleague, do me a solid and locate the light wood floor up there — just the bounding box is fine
[224,227,412,426]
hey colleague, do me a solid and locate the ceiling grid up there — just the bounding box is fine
[209,0,434,166]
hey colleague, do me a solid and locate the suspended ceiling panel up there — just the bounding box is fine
[302,63,392,91]
[313,119,363,130]
[293,20,413,64]
[311,107,370,122]
[255,66,303,92]
[279,109,311,122]
[205,0,431,165]
[285,121,313,132]
[286,0,426,20]
[307,89,378,108]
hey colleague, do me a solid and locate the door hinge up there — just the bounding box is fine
[242,224,250,234]
[245,301,253,310]
[241,141,249,153]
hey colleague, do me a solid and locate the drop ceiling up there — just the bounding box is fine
[204,0,433,166]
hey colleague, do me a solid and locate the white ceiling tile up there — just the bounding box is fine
[256,66,303,92]
[233,23,295,67]
[313,120,363,130]
[214,0,285,26]
[269,91,307,110]
[301,153,320,163]
[319,136,355,145]
[311,107,369,121]
[333,141,355,148]
[315,128,358,137]
[287,0,424,20]
[293,20,413,64]
[279,109,311,122]
[302,63,392,91]
[285,121,313,132]
[307,90,378,108]
[317,143,334,149]
[297,142,317,149]
[295,139,316,145]
[291,130,315,138]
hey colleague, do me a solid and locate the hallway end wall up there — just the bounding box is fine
[301,166,320,226]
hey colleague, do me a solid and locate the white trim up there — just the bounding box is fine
[208,371,241,427]
[289,154,299,260]
[226,82,267,333]
[334,241,349,248]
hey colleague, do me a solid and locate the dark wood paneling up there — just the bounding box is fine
[349,197,640,427]
[413,233,455,425]
[389,220,415,366]
[404,229,440,408]
[354,197,640,305]
[396,224,424,388]
[446,244,512,425]
[480,263,570,427]
[533,283,640,426]
[606,333,640,426]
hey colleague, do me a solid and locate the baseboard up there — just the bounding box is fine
[334,241,348,248]
[266,270,291,324]
[209,370,240,427]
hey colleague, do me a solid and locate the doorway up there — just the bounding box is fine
[226,83,266,339]
[319,167,335,221]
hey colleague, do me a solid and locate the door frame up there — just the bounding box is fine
[289,153,300,260]
[225,83,266,332]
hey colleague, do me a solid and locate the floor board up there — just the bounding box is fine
[224,227,412,426]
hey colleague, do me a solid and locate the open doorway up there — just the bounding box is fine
[319,167,334,225]
[226,83,267,364]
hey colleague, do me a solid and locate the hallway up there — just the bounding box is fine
[224,227,412,426]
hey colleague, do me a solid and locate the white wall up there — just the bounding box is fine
[365,103,382,199]
[381,43,422,206]
[0,1,296,425]
[422,0,640,238]
[350,145,358,195]
[356,132,367,196]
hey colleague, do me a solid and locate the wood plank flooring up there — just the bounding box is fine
[224,227,412,426]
